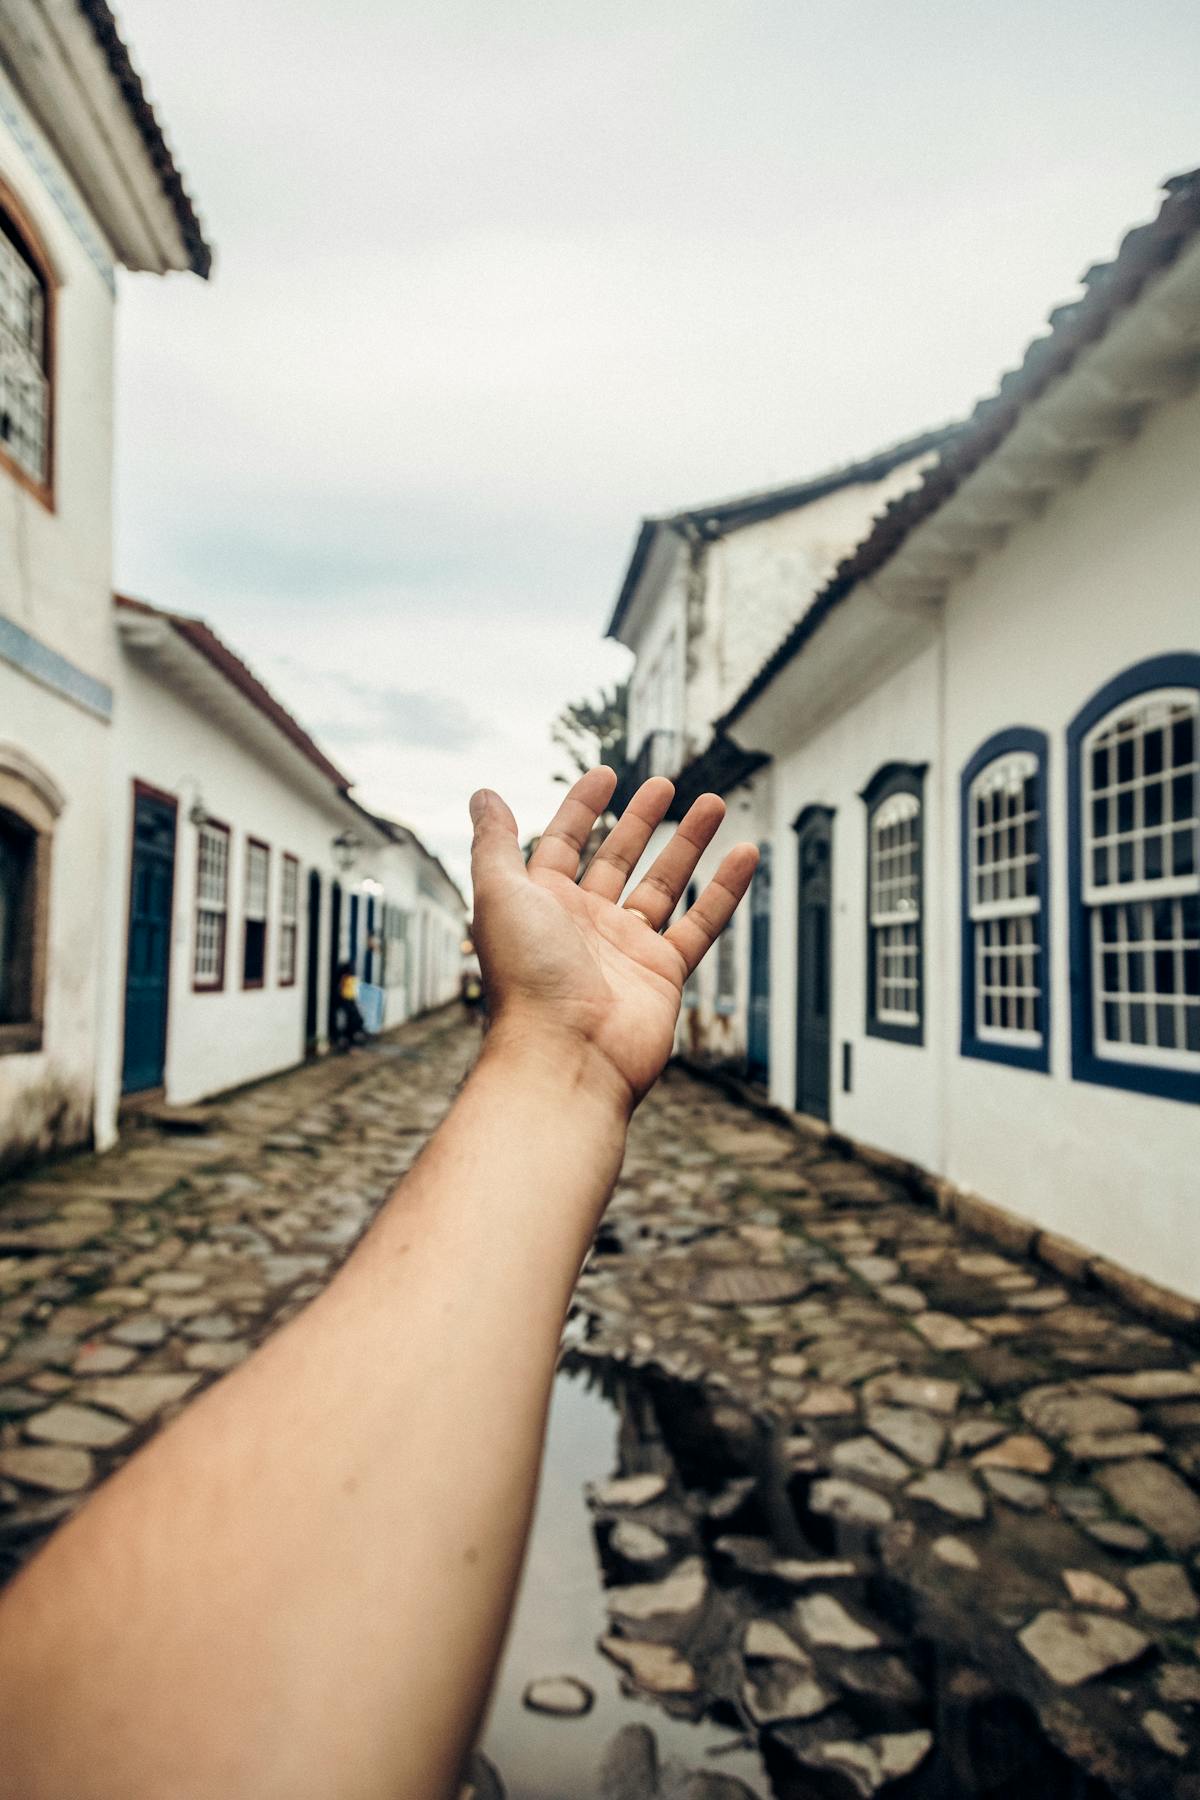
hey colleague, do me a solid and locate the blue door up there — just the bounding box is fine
[364,895,376,983]
[122,788,177,1093]
[795,808,834,1120]
[747,842,771,1082]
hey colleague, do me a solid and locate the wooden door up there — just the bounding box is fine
[122,787,177,1093]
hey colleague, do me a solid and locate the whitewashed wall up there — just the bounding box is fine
[738,387,1200,1300]
[626,555,688,759]
[97,652,357,1132]
[673,768,772,1067]
[941,384,1200,1300]
[0,77,118,1165]
[684,455,938,741]
[765,639,943,1170]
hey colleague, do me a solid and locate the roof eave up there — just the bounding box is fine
[0,0,211,276]
[719,172,1200,735]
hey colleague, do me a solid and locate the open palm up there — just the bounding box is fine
[470,768,759,1105]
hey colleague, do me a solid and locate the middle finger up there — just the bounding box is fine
[578,777,674,901]
[620,794,726,930]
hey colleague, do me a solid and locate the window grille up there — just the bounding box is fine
[870,791,920,1027]
[278,854,299,986]
[970,751,1041,1044]
[0,223,48,486]
[243,839,269,988]
[1083,689,1198,1067]
[193,821,229,989]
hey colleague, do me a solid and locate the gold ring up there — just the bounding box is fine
[626,907,656,929]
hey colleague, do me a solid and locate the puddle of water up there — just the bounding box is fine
[480,1367,770,1799]
[480,1350,1135,1800]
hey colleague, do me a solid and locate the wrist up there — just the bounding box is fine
[477,1012,636,1128]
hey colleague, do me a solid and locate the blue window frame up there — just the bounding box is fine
[861,763,926,1046]
[960,728,1050,1073]
[1067,653,1200,1105]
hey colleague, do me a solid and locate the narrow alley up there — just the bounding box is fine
[0,1015,1198,1798]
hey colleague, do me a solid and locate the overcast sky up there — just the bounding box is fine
[112,0,1200,888]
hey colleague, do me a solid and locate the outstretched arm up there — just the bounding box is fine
[0,770,757,1800]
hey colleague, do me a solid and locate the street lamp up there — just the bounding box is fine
[332,829,361,874]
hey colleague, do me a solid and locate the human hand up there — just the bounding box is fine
[469,767,758,1111]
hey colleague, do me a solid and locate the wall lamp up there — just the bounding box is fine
[332,829,362,873]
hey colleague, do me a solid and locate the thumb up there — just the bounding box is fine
[469,788,526,889]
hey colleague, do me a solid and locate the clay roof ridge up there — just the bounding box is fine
[717,168,1200,733]
[114,592,350,791]
[75,0,212,277]
[606,420,962,641]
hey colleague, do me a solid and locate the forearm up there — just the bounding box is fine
[0,1032,628,1800]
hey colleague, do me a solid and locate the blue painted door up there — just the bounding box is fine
[796,810,833,1120]
[747,842,771,1081]
[122,789,177,1093]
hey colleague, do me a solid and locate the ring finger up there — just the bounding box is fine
[620,794,725,931]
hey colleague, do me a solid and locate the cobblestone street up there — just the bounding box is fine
[2,1015,1200,1795]
[0,1009,475,1581]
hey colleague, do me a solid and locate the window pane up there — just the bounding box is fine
[1085,691,1199,903]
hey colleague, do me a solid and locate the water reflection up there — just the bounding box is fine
[480,1366,769,1798]
[481,1353,1128,1800]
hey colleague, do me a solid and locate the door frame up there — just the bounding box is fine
[304,866,322,1053]
[793,804,835,1121]
[120,779,179,1096]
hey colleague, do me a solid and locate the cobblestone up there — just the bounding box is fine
[0,1009,470,1579]
[4,1016,1200,1795]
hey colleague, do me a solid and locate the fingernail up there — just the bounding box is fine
[469,789,488,823]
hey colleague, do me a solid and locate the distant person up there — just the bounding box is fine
[0,769,756,1800]
[333,958,365,1049]
[460,931,483,1015]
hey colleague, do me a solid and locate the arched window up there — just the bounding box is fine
[0,188,54,499]
[1068,655,1199,1103]
[960,729,1050,1072]
[861,763,926,1044]
[0,746,62,1055]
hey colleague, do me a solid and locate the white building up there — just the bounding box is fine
[716,171,1200,1308]
[607,428,958,1077]
[346,807,468,1030]
[0,1,209,1172]
[95,596,467,1138]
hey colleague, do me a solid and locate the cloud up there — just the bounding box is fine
[307,678,488,755]
[111,0,1200,898]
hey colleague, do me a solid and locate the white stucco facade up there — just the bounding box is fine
[95,614,467,1136]
[612,437,949,1077]
[0,43,184,1170]
[733,381,1200,1301]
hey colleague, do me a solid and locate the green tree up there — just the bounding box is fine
[551,681,630,790]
